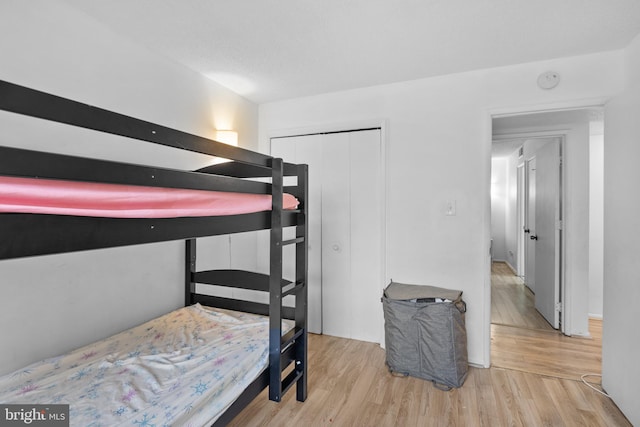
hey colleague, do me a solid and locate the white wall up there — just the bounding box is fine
[558,125,591,336]
[491,150,519,272]
[490,157,508,262]
[259,50,624,368]
[602,33,640,426]
[589,123,604,319]
[504,149,521,272]
[0,1,258,375]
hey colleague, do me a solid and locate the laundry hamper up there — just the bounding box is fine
[382,281,468,389]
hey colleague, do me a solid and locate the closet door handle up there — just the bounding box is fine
[530,235,538,240]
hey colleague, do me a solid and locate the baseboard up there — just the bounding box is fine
[469,361,489,369]
[570,331,593,339]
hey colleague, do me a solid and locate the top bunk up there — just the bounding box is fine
[0,80,307,260]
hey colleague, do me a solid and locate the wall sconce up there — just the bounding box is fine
[214,130,238,146]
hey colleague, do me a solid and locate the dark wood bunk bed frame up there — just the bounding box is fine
[0,79,308,426]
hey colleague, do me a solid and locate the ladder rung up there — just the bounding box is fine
[281,279,294,292]
[282,237,305,246]
[280,343,295,366]
[281,326,305,350]
[281,368,304,396]
[282,281,305,297]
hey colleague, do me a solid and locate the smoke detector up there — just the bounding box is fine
[537,71,560,89]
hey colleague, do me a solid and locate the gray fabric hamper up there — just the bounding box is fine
[382,281,468,389]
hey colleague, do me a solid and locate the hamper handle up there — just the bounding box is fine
[455,300,467,313]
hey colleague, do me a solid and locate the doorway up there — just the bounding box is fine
[270,128,385,343]
[491,135,563,331]
[489,107,605,378]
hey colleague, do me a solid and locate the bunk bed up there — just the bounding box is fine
[0,80,308,426]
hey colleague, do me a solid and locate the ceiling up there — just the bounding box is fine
[62,0,640,104]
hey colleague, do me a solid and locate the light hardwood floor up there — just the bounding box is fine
[491,321,603,382]
[491,261,555,331]
[490,262,603,381]
[227,264,631,426]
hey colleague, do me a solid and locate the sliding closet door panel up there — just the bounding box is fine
[292,136,323,334]
[271,135,323,333]
[321,132,352,338]
[348,130,382,342]
[270,136,296,289]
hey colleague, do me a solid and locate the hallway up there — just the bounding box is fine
[491,261,555,331]
[491,262,602,381]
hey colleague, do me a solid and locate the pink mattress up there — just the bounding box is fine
[0,176,299,218]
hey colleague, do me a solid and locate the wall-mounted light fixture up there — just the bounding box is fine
[214,130,238,146]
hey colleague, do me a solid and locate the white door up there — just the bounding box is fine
[533,141,562,329]
[272,129,383,342]
[524,158,536,293]
[270,134,323,334]
[320,133,352,338]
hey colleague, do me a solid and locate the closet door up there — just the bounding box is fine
[291,135,324,334]
[343,130,382,342]
[320,133,352,338]
[271,134,324,334]
[272,129,383,342]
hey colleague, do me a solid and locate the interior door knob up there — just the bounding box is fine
[332,244,341,252]
[530,235,538,240]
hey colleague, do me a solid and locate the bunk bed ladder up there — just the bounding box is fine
[269,158,308,403]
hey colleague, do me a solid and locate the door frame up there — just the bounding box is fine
[516,163,525,278]
[266,119,388,345]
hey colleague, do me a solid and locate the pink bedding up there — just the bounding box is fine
[0,176,299,218]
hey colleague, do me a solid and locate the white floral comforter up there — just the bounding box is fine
[0,304,288,426]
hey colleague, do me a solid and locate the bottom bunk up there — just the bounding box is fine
[0,303,293,426]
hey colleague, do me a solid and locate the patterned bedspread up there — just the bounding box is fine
[0,304,289,426]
